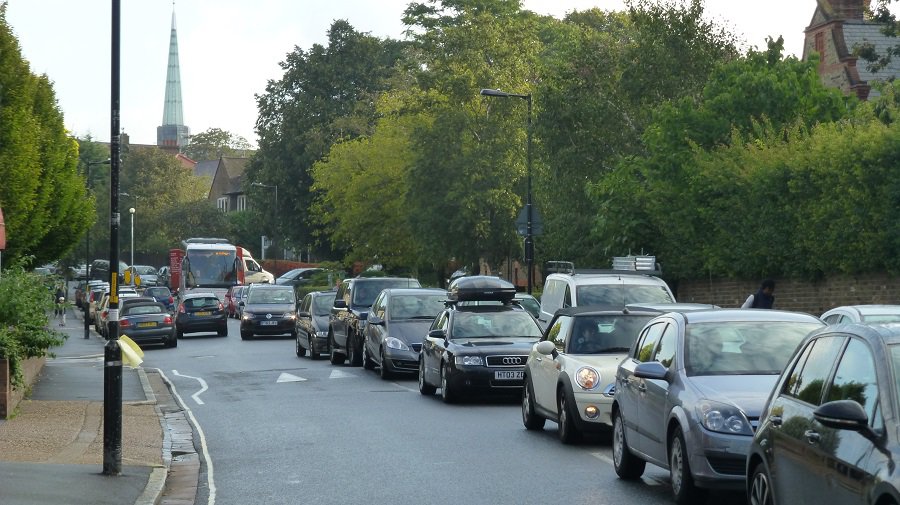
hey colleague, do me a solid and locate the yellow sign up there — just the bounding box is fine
[117,334,144,368]
[123,269,132,284]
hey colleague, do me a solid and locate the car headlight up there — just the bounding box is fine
[316,331,328,338]
[575,367,601,390]
[282,312,296,320]
[385,337,409,351]
[696,400,753,435]
[242,313,252,320]
[455,355,484,366]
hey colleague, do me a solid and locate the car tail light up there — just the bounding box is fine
[120,319,130,328]
[168,296,174,304]
[163,315,172,324]
[218,302,224,311]
[178,304,185,313]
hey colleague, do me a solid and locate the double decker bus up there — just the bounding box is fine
[169,238,273,302]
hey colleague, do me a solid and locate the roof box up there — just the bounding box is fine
[447,276,516,302]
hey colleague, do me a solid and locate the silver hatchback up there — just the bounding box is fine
[611,309,823,504]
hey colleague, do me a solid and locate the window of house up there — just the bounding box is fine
[236,195,247,211]
[217,197,229,212]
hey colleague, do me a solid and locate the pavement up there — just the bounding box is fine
[0,307,200,505]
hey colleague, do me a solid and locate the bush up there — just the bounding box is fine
[0,260,66,389]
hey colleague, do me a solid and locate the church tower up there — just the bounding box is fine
[157,6,190,150]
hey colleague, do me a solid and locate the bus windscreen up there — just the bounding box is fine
[184,248,237,288]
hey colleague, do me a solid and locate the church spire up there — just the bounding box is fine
[157,2,190,150]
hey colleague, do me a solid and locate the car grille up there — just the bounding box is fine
[706,456,745,476]
[411,343,422,353]
[486,355,527,367]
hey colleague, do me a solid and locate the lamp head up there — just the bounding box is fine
[129,207,135,214]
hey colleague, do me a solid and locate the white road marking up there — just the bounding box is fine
[172,369,208,405]
[392,382,418,393]
[590,452,615,466]
[276,372,307,383]
[329,369,354,379]
[156,368,217,505]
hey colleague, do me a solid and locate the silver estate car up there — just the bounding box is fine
[611,309,823,505]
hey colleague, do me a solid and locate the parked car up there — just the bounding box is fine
[296,290,337,359]
[97,294,150,339]
[89,259,128,282]
[611,309,823,504]
[143,286,175,312]
[175,292,228,338]
[514,292,541,319]
[522,307,664,443]
[239,284,297,340]
[275,267,323,288]
[418,276,543,403]
[328,276,421,366]
[821,304,900,325]
[132,265,159,287]
[224,285,244,318]
[538,257,675,328]
[119,301,177,348]
[362,288,446,379]
[747,322,900,505]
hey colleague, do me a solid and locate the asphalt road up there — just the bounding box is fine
[139,317,747,505]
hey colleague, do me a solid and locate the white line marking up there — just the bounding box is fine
[590,451,615,466]
[329,369,354,379]
[392,382,418,393]
[172,369,208,405]
[276,372,307,383]
[156,368,216,505]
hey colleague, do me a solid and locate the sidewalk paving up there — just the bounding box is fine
[0,307,198,505]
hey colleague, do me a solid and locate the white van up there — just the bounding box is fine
[537,257,675,328]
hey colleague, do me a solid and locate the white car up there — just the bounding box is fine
[821,304,900,325]
[522,307,663,443]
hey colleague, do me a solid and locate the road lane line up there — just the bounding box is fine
[590,451,615,466]
[156,368,217,505]
[172,369,209,405]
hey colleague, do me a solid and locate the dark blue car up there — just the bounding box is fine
[143,286,175,312]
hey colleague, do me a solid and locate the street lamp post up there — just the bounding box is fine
[129,207,135,285]
[83,158,110,339]
[480,88,534,295]
[251,182,279,272]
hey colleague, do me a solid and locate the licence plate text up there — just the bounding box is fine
[260,320,278,326]
[138,322,157,328]
[195,311,211,316]
[494,370,523,380]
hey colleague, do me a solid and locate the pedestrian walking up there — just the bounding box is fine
[54,284,67,326]
[741,279,775,309]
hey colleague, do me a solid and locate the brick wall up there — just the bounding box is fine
[0,356,46,419]
[674,274,900,316]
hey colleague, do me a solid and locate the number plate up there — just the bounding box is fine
[494,370,523,380]
[260,320,278,326]
[195,311,211,316]
[137,321,157,328]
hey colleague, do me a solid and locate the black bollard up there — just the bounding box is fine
[102,337,122,475]
[83,297,90,339]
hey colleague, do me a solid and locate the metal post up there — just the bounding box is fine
[129,208,135,284]
[84,163,91,339]
[103,0,123,477]
[525,94,533,295]
[274,185,278,273]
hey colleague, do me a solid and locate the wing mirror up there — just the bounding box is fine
[367,314,384,326]
[634,361,668,381]
[536,340,556,356]
[814,400,875,438]
[428,329,447,339]
[333,299,347,310]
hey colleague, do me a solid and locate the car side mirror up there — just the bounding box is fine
[297,310,310,318]
[634,361,668,381]
[358,311,368,321]
[536,340,556,356]
[428,329,446,339]
[334,299,347,310]
[238,301,244,307]
[368,315,384,326]
[814,400,876,439]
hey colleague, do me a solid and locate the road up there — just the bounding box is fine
[140,316,747,505]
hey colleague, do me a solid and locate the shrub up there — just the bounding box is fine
[0,259,66,389]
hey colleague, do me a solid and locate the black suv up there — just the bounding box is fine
[328,276,420,366]
[418,276,543,403]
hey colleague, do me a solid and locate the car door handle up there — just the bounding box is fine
[636,383,647,393]
[769,415,783,427]
[804,430,821,444]
[535,357,542,362]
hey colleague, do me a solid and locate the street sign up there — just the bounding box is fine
[515,205,543,236]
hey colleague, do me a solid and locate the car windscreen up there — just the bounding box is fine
[390,294,445,321]
[352,279,421,307]
[576,284,673,306]
[515,296,540,318]
[247,288,295,304]
[185,297,220,309]
[685,321,822,376]
[451,311,542,339]
[313,294,336,316]
[123,304,165,316]
[568,314,656,354]
[863,314,900,323]
[135,266,157,275]
[185,248,237,288]
[144,287,170,297]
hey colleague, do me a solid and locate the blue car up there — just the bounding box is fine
[143,286,175,312]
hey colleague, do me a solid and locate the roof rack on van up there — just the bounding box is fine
[545,255,663,276]
[545,261,575,274]
[183,238,230,245]
[612,255,661,274]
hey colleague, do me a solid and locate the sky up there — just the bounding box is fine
[6,0,824,148]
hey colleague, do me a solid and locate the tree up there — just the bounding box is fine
[183,128,252,161]
[0,4,93,266]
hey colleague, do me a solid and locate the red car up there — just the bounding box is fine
[225,286,245,318]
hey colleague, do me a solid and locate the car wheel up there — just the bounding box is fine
[378,349,392,380]
[440,362,457,404]
[240,331,251,340]
[295,336,306,357]
[557,390,582,444]
[748,463,774,505]
[167,332,178,348]
[612,410,645,479]
[521,378,545,430]
[669,426,703,505]
[347,333,363,367]
[217,326,228,337]
[363,342,375,371]
[308,337,320,360]
[329,332,345,365]
[176,328,184,339]
[418,359,436,395]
